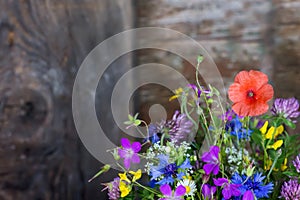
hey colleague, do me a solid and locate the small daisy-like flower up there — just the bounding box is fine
[280,179,300,200]
[271,97,300,122]
[118,138,141,169]
[228,70,274,117]
[177,179,196,196]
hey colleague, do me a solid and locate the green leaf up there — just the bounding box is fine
[134,119,141,126]
[251,131,263,146]
[282,118,296,129]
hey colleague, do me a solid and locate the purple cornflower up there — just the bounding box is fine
[293,154,300,173]
[271,97,300,122]
[201,145,220,175]
[280,179,300,200]
[159,184,186,200]
[213,178,241,200]
[165,111,193,145]
[102,178,120,200]
[202,184,216,200]
[118,138,141,169]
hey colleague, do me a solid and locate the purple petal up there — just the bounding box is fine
[160,184,172,196]
[211,186,216,194]
[202,184,210,198]
[243,190,254,200]
[222,186,232,200]
[211,146,220,158]
[175,185,186,196]
[131,153,140,164]
[212,164,220,175]
[118,149,127,158]
[123,158,131,169]
[230,184,241,196]
[213,178,228,186]
[203,163,216,175]
[131,142,141,153]
[201,151,211,162]
[121,138,131,148]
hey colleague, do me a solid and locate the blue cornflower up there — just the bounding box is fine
[231,172,274,199]
[150,155,191,186]
[225,117,253,140]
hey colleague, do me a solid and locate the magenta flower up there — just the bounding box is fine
[243,190,255,200]
[213,178,241,200]
[118,138,141,169]
[202,184,216,200]
[201,145,220,175]
[159,184,186,200]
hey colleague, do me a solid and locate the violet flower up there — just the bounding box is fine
[104,178,120,200]
[165,111,193,145]
[118,138,141,169]
[159,184,186,200]
[271,97,300,122]
[201,145,220,175]
[202,183,216,200]
[280,179,300,200]
[293,154,300,173]
[213,178,241,200]
[243,190,255,200]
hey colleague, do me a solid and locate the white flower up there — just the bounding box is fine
[177,179,196,196]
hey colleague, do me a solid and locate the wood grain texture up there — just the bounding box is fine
[0,0,133,199]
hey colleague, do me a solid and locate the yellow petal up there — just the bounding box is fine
[269,140,283,150]
[169,88,183,101]
[129,169,142,182]
[264,159,272,170]
[169,95,179,101]
[119,172,130,183]
[260,121,269,135]
[281,158,288,171]
[119,181,131,197]
[274,125,284,138]
[265,126,275,139]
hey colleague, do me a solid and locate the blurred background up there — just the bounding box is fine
[0,0,299,199]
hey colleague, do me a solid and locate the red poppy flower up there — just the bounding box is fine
[228,70,274,117]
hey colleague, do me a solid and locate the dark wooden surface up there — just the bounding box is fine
[0,1,132,199]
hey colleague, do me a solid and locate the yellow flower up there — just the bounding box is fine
[260,121,284,139]
[281,158,288,171]
[119,172,130,183]
[265,125,284,139]
[119,181,131,197]
[260,121,269,135]
[129,169,142,182]
[169,87,183,101]
[267,140,283,150]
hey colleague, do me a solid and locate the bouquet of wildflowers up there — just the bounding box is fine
[92,57,300,200]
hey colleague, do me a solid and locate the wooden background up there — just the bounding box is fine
[0,0,299,199]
